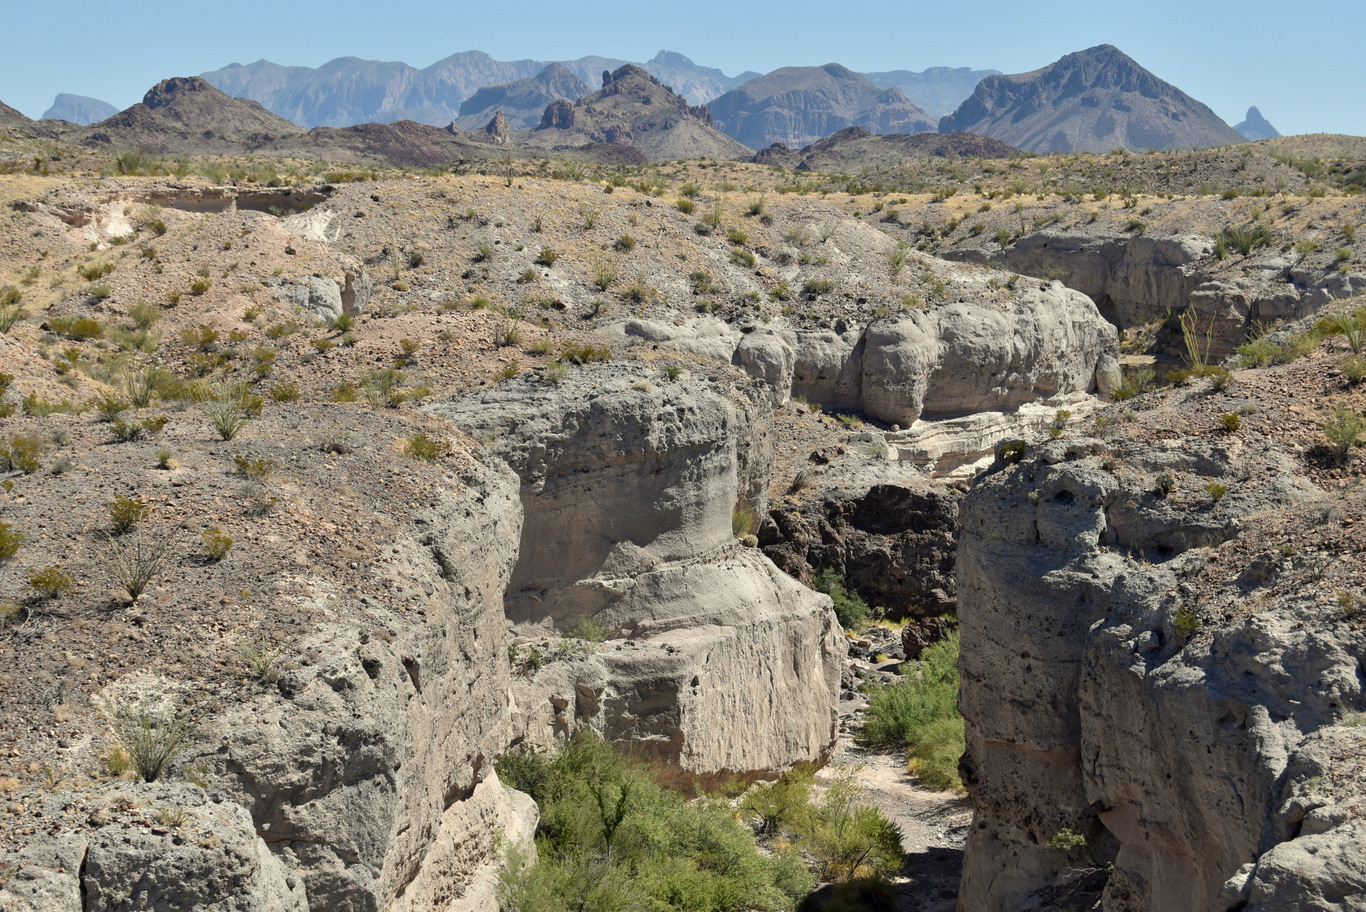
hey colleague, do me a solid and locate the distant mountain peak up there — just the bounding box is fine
[939,45,1244,153]
[528,61,749,161]
[649,50,696,68]
[707,63,935,149]
[1235,106,1281,141]
[42,94,118,125]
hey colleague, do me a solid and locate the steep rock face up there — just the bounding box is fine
[708,63,936,150]
[0,783,307,912]
[956,434,1364,911]
[431,364,843,777]
[759,457,961,617]
[196,456,529,912]
[940,45,1244,153]
[948,230,1366,359]
[860,282,1117,426]
[608,276,1117,476]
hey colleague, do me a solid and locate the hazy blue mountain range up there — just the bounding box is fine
[863,66,1000,117]
[197,50,986,132]
[454,64,591,132]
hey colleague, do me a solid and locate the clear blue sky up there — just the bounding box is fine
[2,0,1362,137]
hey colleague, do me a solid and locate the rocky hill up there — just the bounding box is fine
[454,63,591,132]
[0,99,30,133]
[40,94,118,125]
[708,64,936,150]
[1235,105,1282,141]
[863,65,999,118]
[752,127,1019,171]
[83,77,303,152]
[939,44,1246,153]
[525,64,752,161]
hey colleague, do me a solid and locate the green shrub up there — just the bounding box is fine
[201,527,233,561]
[331,313,355,333]
[232,454,274,482]
[676,197,696,214]
[0,286,24,332]
[97,690,198,783]
[268,381,301,402]
[802,278,833,297]
[1220,412,1242,433]
[1315,304,1366,355]
[0,520,25,562]
[1323,408,1364,459]
[1172,605,1200,639]
[108,494,149,533]
[535,247,559,267]
[613,234,636,252]
[796,766,906,882]
[1,433,43,474]
[495,732,811,912]
[560,342,612,364]
[618,274,657,304]
[1342,354,1366,384]
[1237,334,1291,367]
[730,248,756,267]
[857,631,963,791]
[1109,364,1156,401]
[28,564,74,599]
[813,568,872,631]
[591,253,619,292]
[1222,223,1274,256]
[404,433,443,462]
[196,381,252,440]
[98,533,173,601]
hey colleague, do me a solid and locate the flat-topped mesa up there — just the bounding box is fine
[430,363,843,778]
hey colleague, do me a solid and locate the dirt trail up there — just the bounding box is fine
[825,703,971,912]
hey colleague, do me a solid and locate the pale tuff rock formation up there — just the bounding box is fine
[432,364,844,777]
[948,229,1366,360]
[195,456,529,912]
[955,433,1365,911]
[608,275,1116,475]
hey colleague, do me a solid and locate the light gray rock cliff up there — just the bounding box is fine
[956,434,1365,911]
[195,456,528,912]
[430,363,844,777]
[860,283,1116,427]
